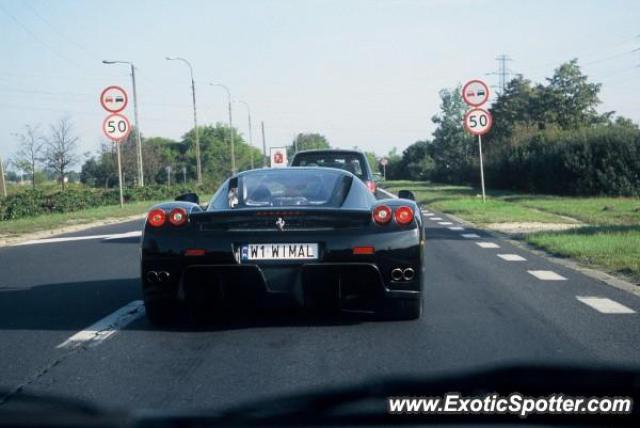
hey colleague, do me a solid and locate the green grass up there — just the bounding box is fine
[383,180,640,283]
[0,200,162,236]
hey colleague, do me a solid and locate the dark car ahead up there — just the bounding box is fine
[141,167,423,325]
[290,149,378,193]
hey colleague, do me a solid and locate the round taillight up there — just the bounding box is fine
[168,207,188,226]
[394,206,414,225]
[147,208,166,227]
[372,205,392,225]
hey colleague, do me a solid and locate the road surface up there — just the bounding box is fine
[0,201,638,412]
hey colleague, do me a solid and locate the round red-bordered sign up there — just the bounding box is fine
[100,85,128,113]
[462,80,490,107]
[102,113,132,143]
[463,108,493,136]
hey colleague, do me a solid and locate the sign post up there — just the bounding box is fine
[380,157,389,180]
[462,80,492,203]
[102,113,132,207]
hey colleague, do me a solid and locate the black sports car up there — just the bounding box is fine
[140,167,424,325]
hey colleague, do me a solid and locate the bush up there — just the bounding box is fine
[0,183,217,221]
[485,125,640,196]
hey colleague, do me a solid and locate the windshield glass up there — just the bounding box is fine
[238,169,348,207]
[293,154,366,179]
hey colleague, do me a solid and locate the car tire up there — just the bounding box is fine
[144,296,177,326]
[384,297,422,321]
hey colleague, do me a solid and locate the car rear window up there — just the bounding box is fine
[236,170,351,208]
[292,154,366,179]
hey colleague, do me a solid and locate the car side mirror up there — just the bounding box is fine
[175,192,200,205]
[398,190,415,201]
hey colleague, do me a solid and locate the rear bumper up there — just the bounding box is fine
[143,262,421,313]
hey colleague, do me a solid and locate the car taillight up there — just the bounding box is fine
[372,205,392,225]
[168,207,188,226]
[394,206,414,225]
[366,180,377,193]
[147,209,166,227]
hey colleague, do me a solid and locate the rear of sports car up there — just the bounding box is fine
[140,169,423,324]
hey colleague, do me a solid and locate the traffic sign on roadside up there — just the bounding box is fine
[102,113,132,142]
[270,147,288,168]
[379,158,389,166]
[100,85,128,113]
[462,80,490,107]
[464,108,493,136]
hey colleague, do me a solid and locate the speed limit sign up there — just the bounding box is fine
[463,108,493,136]
[102,113,131,142]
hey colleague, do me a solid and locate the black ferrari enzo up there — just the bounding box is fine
[140,167,424,324]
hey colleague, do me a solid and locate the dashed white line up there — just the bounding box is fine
[497,254,526,261]
[476,242,500,249]
[528,270,567,281]
[461,233,480,239]
[448,226,465,231]
[424,213,434,217]
[438,221,453,225]
[430,217,443,221]
[576,297,635,314]
[56,300,145,349]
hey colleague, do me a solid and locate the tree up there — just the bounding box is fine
[13,124,44,189]
[430,86,475,183]
[44,117,79,190]
[288,133,330,157]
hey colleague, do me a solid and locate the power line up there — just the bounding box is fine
[486,54,513,96]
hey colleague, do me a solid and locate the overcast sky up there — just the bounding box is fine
[1,0,638,168]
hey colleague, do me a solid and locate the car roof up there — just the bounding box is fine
[235,166,353,178]
[292,149,366,156]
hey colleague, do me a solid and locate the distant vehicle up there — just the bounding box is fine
[141,167,423,325]
[290,149,378,193]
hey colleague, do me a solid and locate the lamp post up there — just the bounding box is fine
[236,99,254,169]
[101,59,144,187]
[166,57,202,185]
[210,83,236,174]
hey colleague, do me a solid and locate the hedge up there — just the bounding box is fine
[485,125,640,196]
[0,184,212,221]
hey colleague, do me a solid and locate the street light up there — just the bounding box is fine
[236,99,254,169]
[102,59,144,187]
[166,56,202,185]
[210,83,236,174]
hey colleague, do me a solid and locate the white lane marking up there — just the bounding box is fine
[56,300,145,349]
[103,231,142,240]
[422,210,431,214]
[377,188,398,199]
[576,296,636,314]
[15,231,141,246]
[438,221,453,225]
[430,217,443,221]
[461,233,480,239]
[424,213,434,217]
[448,226,464,231]
[528,270,567,281]
[476,242,500,249]
[498,254,526,261]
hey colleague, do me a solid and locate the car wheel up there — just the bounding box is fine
[384,298,422,321]
[144,295,177,326]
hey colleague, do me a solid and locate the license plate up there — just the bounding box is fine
[241,243,319,261]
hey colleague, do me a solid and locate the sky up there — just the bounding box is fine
[0,0,638,170]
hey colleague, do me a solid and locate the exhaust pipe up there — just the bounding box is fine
[146,271,158,284]
[158,271,171,283]
[391,268,404,282]
[402,267,415,281]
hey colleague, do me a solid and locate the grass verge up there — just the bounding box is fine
[383,181,640,283]
[0,200,161,236]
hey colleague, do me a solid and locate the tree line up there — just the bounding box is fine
[384,59,640,196]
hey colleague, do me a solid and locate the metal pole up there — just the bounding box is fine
[182,166,187,184]
[478,134,486,203]
[166,57,202,185]
[130,64,144,187]
[383,164,386,181]
[228,98,235,174]
[238,100,254,169]
[0,154,7,197]
[261,121,267,167]
[115,142,124,207]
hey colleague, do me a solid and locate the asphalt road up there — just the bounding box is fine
[0,200,639,414]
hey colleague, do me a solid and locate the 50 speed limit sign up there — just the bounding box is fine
[102,113,131,142]
[463,108,493,136]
